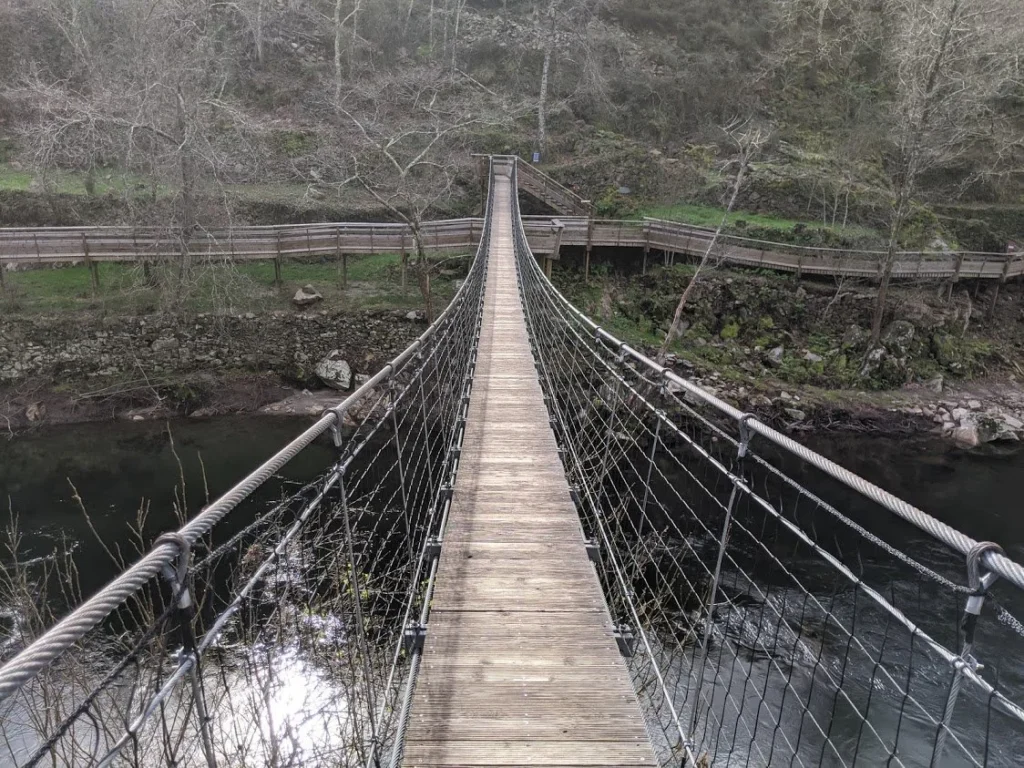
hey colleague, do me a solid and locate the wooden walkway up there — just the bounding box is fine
[402,174,656,766]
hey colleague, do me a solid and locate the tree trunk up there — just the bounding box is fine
[870,201,908,349]
[659,148,753,359]
[538,46,552,158]
[411,223,433,322]
[334,0,345,104]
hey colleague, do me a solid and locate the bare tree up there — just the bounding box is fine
[335,68,510,319]
[868,0,1021,348]
[659,120,771,360]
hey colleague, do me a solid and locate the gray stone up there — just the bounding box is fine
[1002,414,1024,431]
[802,351,823,363]
[925,374,944,394]
[766,346,785,367]
[151,337,179,353]
[882,320,916,356]
[785,408,807,422]
[293,285,323,307]
[859,346,886,378]
[25,402,45,422]
[405,310,426,322]
[968,400,982,410]
[314,351,353,391]
[952,424,981,448]
[842,325,868,348]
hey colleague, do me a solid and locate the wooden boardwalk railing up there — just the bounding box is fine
[1,216,1019,283]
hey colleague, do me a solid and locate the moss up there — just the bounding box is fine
[757,315,775,330]
[719,319,740,340]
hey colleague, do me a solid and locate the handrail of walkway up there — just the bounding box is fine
[0,168,497,705]
[508,159,1024,595]
[2,214,1018,281]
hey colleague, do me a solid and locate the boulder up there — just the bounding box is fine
[925,374,944,394]
[25,402,46,422]
[967,400,982,411]
[803,351,824,364]
[766,346,785,367]
[842,325,868,349]
[882,320,916,356]
[293,285,323,307]
[151,337,179,353]
[405,310,426,322]
[785,408,807,422]
[314,351,352,391]
[952,423,981,448]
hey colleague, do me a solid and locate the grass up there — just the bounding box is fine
[640,202,879,239]
[1,252,465,315]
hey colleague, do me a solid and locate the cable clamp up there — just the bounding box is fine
[965,541,1003,615]
[154,532,192,610]
[737,414,754,459]
[328,407,347,449]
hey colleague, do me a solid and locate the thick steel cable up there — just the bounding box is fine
[510,158,1024,592]
[0,216,489,705]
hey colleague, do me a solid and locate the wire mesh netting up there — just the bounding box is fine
[0,167,495,768]
[509,161,1024,768]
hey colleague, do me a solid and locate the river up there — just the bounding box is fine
[1,417,1023,766]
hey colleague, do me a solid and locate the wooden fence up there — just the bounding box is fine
[1,215,1020,284]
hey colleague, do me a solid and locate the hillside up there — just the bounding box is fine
[0,0,1020,248]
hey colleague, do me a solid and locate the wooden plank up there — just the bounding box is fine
[402,174,655,767]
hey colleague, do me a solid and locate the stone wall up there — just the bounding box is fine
[0,310,425,385]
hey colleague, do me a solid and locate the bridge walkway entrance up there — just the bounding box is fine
[401,168,656,766]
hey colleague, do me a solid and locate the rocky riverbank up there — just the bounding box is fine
[0,308,426,434]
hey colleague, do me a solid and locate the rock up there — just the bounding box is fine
[968,400,982,411]
[293,285,323,307]
[925,374,944,394]
[951,407,971,423]
[405,310,426,322]
[151,337,179,353]
[803,351,823,363]
[766,346,785,367]
[882,320,916,356]
[751,394,773,408]
[780,391,793,401]
[25,402,45,422]
[842,325,868,349]
[952,424,981,448]
[314,351,352,391]
[132,414,145,422]
[859,346,886,378]
[785,408,807,422]
[354,373,371,387]
[1002,414,1024,431]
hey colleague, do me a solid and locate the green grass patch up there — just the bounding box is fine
[641,202,871,234]
[1,252,466,315]
[0,165,34,192]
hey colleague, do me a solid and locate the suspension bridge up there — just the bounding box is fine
[1,156,1024,768]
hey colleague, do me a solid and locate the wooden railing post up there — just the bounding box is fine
[82,233,99,294]
[584,216,594,283]
[400,235,408,293]
[274,230,283,287]
[642,223,650,276]
[989,257,1012,318]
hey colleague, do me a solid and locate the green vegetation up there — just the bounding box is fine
[641,203,881,242]
[0,253,464,315]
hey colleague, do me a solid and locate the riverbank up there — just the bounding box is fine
[555,263,1024,449]
[3,263,1024,449]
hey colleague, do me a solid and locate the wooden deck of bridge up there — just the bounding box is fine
[401,174,656,766]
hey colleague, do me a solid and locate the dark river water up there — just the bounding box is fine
[1,417,1023,766]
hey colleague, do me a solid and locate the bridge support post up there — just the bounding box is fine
[544,256,553,279]
[934,542,1002,764]
[690,414,753,742]
[153,532,219,768]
